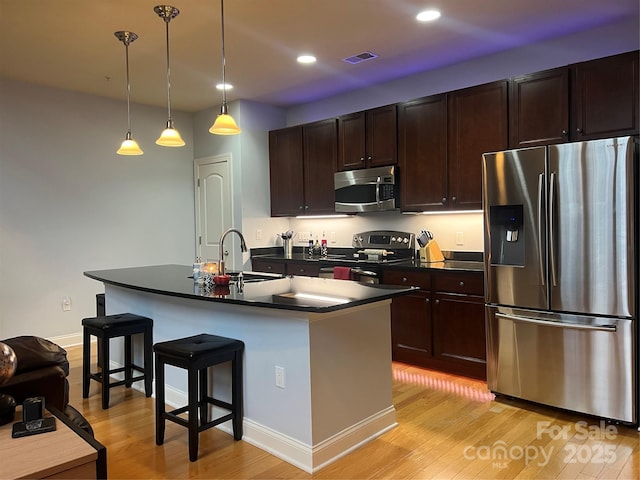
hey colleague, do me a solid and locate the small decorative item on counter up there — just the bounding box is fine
[321,235,328,258]
[201,262,219,289]
[312,237,321,257]
[308,238,314,257]
[192,257,204,284]
[213,274,231,285]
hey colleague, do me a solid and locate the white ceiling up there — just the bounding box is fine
[1,0,638,112]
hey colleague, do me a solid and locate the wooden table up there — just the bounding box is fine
[0,406,106,479]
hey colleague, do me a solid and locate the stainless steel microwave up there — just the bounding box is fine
[334,166,397,213]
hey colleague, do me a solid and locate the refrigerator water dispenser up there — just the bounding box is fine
[489,205,524,266]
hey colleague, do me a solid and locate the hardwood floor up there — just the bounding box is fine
[65,345,639,479]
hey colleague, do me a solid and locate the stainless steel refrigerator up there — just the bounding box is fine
[482,136,637,424]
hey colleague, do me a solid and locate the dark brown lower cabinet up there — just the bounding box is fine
[390,289,432,365]
[250,258,286,275]
[385,268,486,380]
[432,292,486,380]
[251,258,320,277]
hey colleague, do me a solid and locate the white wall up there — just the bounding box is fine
[0,79,195,341]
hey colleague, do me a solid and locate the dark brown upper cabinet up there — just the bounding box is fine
[398,94,448,212]
[269,119,337,217]
[509,67,570,148]
[398,81,508,212]
[510,50,639,148]
[269,125,304,217]
[571,50,639,140]
[337,105,397,171]
[447,81,508,211]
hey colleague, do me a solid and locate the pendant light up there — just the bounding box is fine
[209,0,241,135]
[115,31,143,156]
[154,5,185,147]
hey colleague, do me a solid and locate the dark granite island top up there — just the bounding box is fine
[84,264,416,312]
[84,264,416,473]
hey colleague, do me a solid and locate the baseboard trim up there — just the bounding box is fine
[100,363,397,473]
[49,332,84,348]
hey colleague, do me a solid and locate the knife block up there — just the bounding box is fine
[419,240,444,263]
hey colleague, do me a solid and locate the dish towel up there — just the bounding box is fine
[333,266,352,280]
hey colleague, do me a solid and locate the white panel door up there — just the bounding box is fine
[194,155,232,266]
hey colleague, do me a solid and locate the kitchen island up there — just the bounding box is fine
[84,264,416,473]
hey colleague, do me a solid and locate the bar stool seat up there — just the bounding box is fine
[82,313,153,409]
[154,333,244,462]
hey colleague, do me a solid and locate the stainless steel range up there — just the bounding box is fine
[319,230,415,283]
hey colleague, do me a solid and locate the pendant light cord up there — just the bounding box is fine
[164,19,173,122]
[124,42,132,133]
[220,0,227,108]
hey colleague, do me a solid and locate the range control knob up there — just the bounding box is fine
[402,237,409,243]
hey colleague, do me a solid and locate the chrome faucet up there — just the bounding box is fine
[218,228,248,275]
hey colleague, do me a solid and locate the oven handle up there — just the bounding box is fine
[320,266,379,277]
[350,267,379,277]
[495,312,617,332]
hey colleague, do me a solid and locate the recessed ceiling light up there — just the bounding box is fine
[416,9,441,22]
[216,83,233,91]
[297,54,317,64]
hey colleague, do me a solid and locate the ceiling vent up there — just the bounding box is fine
[342,51,379,65]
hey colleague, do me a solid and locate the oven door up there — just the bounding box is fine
[319,266,380,284]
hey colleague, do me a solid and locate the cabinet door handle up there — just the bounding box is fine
[576,128,583,134]
[360,157,365,162]
[435,299,439,304]
[425,298,430,303]
[459,281,465,287]
[299,205,303,210]
[562,129,568,136]
[367,156,372,161]
[299,268,305,273]
[452,196,457,203]
[441,197,447,204]
[402,277,408,283]
[267,265,272,270]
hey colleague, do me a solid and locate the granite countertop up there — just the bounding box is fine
[251,249,485,273]
[84,264,417,313]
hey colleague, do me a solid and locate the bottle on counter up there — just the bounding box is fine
[312,237,321,257]
[308,238,314,257]
[321,232,328,258]
[193,257,204,284]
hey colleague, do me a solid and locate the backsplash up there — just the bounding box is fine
[245,211,484,252]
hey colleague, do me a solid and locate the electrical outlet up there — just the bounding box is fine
[275,366,285,389]
[256,229,262,240]
[455,231,464,245]
[330,231,336,243]
[299,232,310,243]
[62,296,71,311]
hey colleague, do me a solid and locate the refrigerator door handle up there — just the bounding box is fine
[537,173,545,286]
[549,171,558,286]
[495,312,617,332]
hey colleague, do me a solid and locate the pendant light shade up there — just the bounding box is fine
[115,31,143,156]
[209,0,241,135]
[154,5,185,147]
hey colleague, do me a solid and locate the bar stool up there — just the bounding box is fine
[82,313,153,409]
[153,333,244,462]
